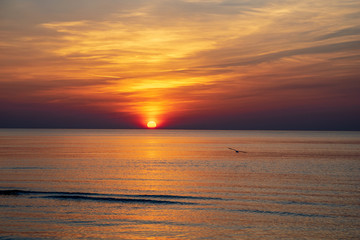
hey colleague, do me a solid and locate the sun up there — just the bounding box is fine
[147,121,157,128]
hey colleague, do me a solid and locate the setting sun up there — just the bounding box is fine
[147,121,157,128]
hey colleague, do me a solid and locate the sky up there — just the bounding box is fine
[0,0,359,130]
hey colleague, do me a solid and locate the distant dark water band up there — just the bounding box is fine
[0,189,221,205]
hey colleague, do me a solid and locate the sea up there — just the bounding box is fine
[0,129,359,239]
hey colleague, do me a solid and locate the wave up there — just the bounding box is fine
[0,189,216,205]
[0,190,31,195]
[46,195,188,205]
[233,208,332,218]
[120,194,222,200]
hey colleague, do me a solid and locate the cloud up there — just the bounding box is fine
[316,26,360,40]
[198,40,360,69]
[0,0,359,129]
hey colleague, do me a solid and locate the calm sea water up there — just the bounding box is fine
[0,129,359,239]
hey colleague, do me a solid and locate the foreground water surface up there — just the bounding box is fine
[0,129,359,239]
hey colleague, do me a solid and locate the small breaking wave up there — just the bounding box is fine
[121,194,222,200]
[46,195,187,205]
[0,189,217,205]
[233,208,332,218]
[0,190,31,195]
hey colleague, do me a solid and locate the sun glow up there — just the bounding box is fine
[147,121,157,128]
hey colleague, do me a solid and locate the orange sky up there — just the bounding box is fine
[0,0,359,129]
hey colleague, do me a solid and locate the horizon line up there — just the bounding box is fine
[0,127,359,132]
